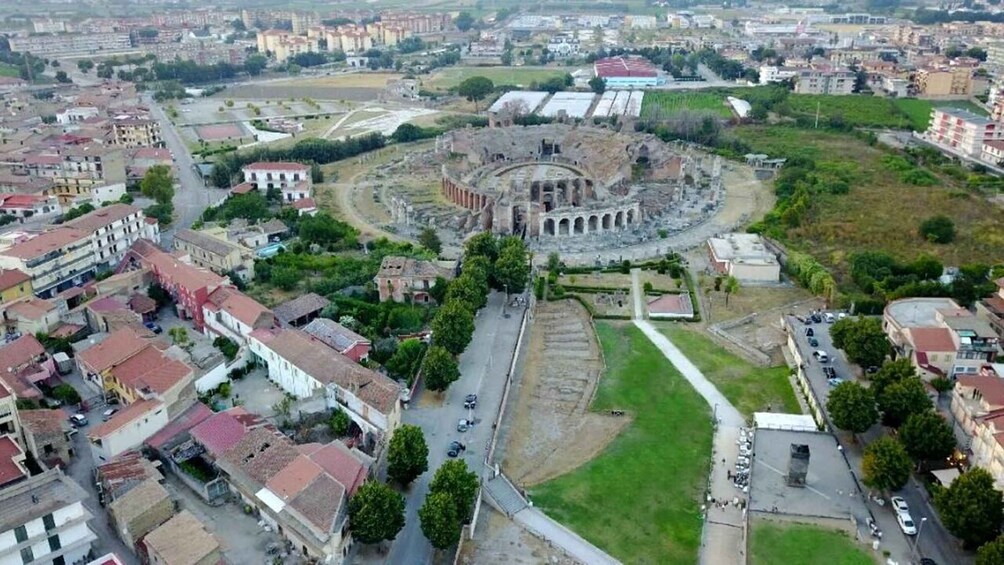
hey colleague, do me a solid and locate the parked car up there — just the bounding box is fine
[102,408,118,421]
[810,313,822,323]
[822,367,836,378]
[813,350,829,363]
[144,321,162,334]
[463,394,477,409]
[897,511,917,535]
[69,414,88,427]
[824,313,835,323]
[808,337,819,347]
[457,419,470,432]
[827,377,845,387]
[805,328,814,337]
[447,440,466,458]
[891,496,910,515]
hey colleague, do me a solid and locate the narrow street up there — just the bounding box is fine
[382,291,525,565]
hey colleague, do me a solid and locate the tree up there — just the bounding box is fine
[465,231,499,262]
[919,215,956,244]
[977,534,1004,565]
[547,252,561,274]
[445,274,488,313]
[455,12,475,32]
[168,326,189,347]
[723,276,739,307]
[385,338,427,382]
[429,276,449,305]
[432,302,475,355]
[936,467,1004,549]
[328,407,351,436]
[871,359,916,397]
[54,70,70,83]
[391,123,427,143]
[588,76,606,94]
[877,377,932,428]
[348,481,405,544]
[493,238,530,293]
[457,76,494,112]
[270,266,300,290]
[140,165,175,205]
[147,282,171,309]
[862,436,912,492]
[829,317,891,368]
[387,424,429,485]
[419,491,461,549]
[421,346,460,393]
[51,383,80,405]
[900,411,956,463]
[826,381,878,435]
[430,459,480,521]
[418,228,442,255]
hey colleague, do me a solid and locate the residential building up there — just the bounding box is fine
[20,146,126,205]
[0,381,20,440]
[8,32,132,56]
[547,36,580,58]
[884,297,1000,378]
[302,318,371,362]
[593,56,664,89]
[107,478,174,550]
[951,369,1004,487]
[374,256,453,303]
[173,229,255,281]
[18,410,72,468]
[0,228,94,298]
[914,65,976,97]
[0,469,98,565]
[94,451,164,506]
[379,12,452,34]
[248,328,401,444]
[202,286,275,346]
[759,65,800,85]
[119,239,227,330]
[981,140,1004,166]
[626,15,657,29]
[56,107,100,125]
[0,335,55,400]
[925,107,1004,159]
[977,277,1004,338]
[64,203,160,271]
[84,295,142,333]
[0,194,61,220]
[3,297,60,336]
[0,436,27,487]
[257,30,320,63]
[0,269,32,303]
[793,67,856,95]
[706,233,780,283]
[273,293,329,328]
[141,510,221,565]
[292,197,318,216]
[88,399,169,462]
[111,116,163,149]
[241,162,312,202]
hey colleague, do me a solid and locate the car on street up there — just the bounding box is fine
[897,511,917,535]
[891,496,909,515]
[813,350,830,363]
[102,408,118,421]
[457,419,470,432]
[69,414,88,427]
[463,394,477,409]
[447,440,466,458]
[827,377,845,387]
[144,321,163,334]
[808,337,819,347]
[824,313,835,323]
[810,313,822,323]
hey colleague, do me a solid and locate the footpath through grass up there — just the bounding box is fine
[750,521,875,565]
[658,325,801,417]
[531,322,712,565]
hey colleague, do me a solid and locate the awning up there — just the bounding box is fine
[932,468,961,487]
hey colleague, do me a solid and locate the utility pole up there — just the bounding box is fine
[814,100,820,129]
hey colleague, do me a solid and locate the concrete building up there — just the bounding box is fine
[706,233,780,283]
[951,367,1004,488]
[0,194,61,221]
[914,65,977,97]
[202,286,276,346]
[793,67,856,95]
[0,270,32,304]
[107,478,174,551]
[8,32,132,56]
[0,469,98,565]
[977,277,1004,339]
[925,107,1004,159]
[241,162,312,202]
[301,318,371,362]
[19,146,126,205]
[248,328,401,443]
[18,410,72,469]
[141,510,221,565]
[0,335,55,401]
[64,203,160,271]
[3,297,61,337]
[173,229,255,282]
[593,56,664,89]
[87,399,169,462]
[0,382,20,441]
[374,256,453,304]
[0,228,94,298]
[56,107,99,125]
[758,65,800,84]
[111,116,163,149]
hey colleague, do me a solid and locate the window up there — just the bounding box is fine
[20,546,33,564]
[14,524,27,543]
[47,534,60,551]
[42,513,55,531]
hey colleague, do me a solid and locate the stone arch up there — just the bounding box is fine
[588,215,598,232]
[573,216,584,234]
[558,218,570,236]
[615,211,624,228]
[543,218,555,236]
[602,213,612,230]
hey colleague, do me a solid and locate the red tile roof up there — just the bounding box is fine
[1,228,87,260]
[908,327,958,352]
[303,441,369,495]
[958,375,1004,407]
[0,435,26,486]
[190,411,251,457]
[125,239,225,294]
[288,473,345,533]
[144,402,213,450]
[77,327,155,375]
[0,335,45,373]
[230,182,255,195]
[204,286,275,329]
[64,204,142,234]
[265,455,322,501]
[594,56,658,78]
[5,298,56,320]
[291,197,316,210]
[109,345,193,396]
[221,427,299,485]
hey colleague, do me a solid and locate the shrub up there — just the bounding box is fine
[919,215,955,244]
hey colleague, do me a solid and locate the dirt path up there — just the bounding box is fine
[502,300,629,487]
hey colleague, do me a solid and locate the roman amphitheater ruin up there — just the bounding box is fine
[362,124,727,254]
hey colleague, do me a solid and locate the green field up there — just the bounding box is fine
[750,522,875,565]
[785,94,913,129]
[658,325,801,417]
[0,63,19,78]
[642,90,734,118]
[427,66,572,90]
[532,322,712,564]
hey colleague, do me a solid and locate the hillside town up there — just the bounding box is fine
[0,1,1001,565]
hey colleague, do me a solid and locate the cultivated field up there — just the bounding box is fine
[642,90,734,118]
[426,66,573,90]
[750,521,874,565]
[531,321,712,564]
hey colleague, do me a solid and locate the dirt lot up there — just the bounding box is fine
[459,507,576,565]
[501,300,628,486]
[295,72,406,88]
[558,269,683,291]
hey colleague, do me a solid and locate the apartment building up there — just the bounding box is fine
[88,400,169,462]
[0,469,98,565]
[242,162,312,202]
[173,228,255,281]
[925,107,1004,159]
[793,67,855,95]
[914,65,976,97]
[365,22,410,47]
[256,30,320,63]
[64,203,160,271]
[977,277,1004,339]
[951,368,1004,488]
[0,228,94,298]
[111,116,163,149]
[323,26,373,55]
[20,147,126,205]
[8,32,132,56]
[379,12,452,34]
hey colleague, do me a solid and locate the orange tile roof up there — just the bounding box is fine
[5,298,55,320]
[204,286,274,329]
[265,455,323,501]
[108,345,192,395]
[1,228,87,260]
[958,376,1004,407]
[908,327,958,352]
[77,326,156,374]
[0,335,45,373]
[127,239,225,293]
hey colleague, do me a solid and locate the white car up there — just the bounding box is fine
[891,496,910,515]
[824,312,835,323]
[897,511,917,535]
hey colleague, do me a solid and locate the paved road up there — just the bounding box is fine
[386,291,525,565]
[787,314,972,565]
[145,97,228,248]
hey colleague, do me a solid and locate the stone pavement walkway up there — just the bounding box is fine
[513,506,621,565]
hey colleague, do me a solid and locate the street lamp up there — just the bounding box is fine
[911,517,928,558]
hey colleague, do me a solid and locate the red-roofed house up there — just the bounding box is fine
[292,197,318,216]
[118,239,227,330]
[953,370,1004,488]
[593,56,663,88]
[0,435,27,487]
[88,399,168,462]
[0,193,61,219]
[0,227,95,298]
[0,335,55,399]
[202,286,275,346]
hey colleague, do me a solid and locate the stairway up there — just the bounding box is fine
[483,473,528,517]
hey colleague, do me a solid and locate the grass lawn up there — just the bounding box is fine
[733,125,1004,281]
[642,90,733,118]
[426,66,571,90]
[658,324,801,417]
[0,63,18,78]
[531,322,712,564]
[750,521,875,565]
